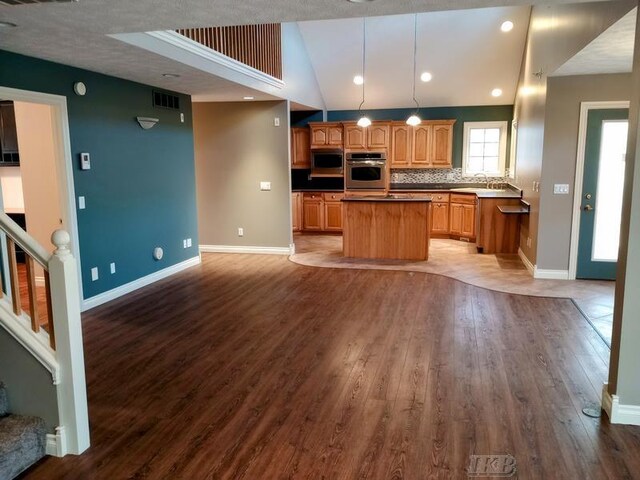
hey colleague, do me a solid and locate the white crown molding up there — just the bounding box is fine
[200,245,294,255]
[602,383,640,426]
[81,256,201,312]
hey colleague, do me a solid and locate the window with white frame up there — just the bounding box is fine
[462,121,508,176]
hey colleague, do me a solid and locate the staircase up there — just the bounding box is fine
[0,382,46,479]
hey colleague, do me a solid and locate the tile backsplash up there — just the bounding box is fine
[391,168,510,184]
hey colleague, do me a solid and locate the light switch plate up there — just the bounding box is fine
[260,181,271,191]
[91,267,99,281]
[187,238,192,247]
[78,196,86,209]
[80,152,91,170]
[110,263,116,274]
[553,184,570,194]
[274,117,280,127]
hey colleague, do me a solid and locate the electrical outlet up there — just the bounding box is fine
[183,239,187,248]
[180,113,185,123]
[238,227,244,237]
[78,196,86,209]
[91,267,99,281]
[274,117,280,127]
[527,237,532,248]
[260,181,271,191]
[110,262,116,274]
[553,184,570,194]
[187,238,192,247]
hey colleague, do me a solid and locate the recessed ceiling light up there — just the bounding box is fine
[491,88,503,97]
[353,75,364,85]
[243,96,255,100]
[501,21,514,32]
[420,72,432,82]
[0,21,17,28]
[162,73,180,78]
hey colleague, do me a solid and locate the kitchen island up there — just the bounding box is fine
[342,196,432,261]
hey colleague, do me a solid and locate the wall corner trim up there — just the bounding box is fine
[533,268,570,280]
[200,245,294,255]
[81,256,201,312]
[602,383,640,426]
[518,248,535,276]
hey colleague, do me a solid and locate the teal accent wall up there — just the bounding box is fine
[0,50,198,299]
[328,105,514,168]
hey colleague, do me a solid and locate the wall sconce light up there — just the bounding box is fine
[136,117,159,130]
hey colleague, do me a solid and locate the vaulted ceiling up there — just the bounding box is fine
[298,7,531,110]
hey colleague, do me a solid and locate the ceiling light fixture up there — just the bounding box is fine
[406,14,421,127]
[420,72,432,83]
[243,96,255,100]
[0,21,17,28]
[501,21,514,32]
[491,88,503,97]
[357,18,371,128]
[353,75,364,85]
[162,73,181,78]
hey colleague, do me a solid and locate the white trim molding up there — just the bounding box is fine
[200,244,294,255]
[569,101,630,280]
[533,268,570,280]
[82,256,201,311]
[518,248,535,276]
[602,383,640,426]
[46,427,67,457]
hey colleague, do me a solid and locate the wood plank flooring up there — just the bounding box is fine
[21,253,640,479]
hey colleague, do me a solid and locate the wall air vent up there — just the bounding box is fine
[0,0,77,5]
[152,91,180,110]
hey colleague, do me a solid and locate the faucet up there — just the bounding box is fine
[474,172,489,189]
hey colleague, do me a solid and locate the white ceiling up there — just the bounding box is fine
[553,8,636,77]
[298,7,531,110]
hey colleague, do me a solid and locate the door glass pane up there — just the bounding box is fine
[592,120,628,261]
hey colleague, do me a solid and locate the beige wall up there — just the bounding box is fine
[0,166,24,213]
[513,0,635,265]
[13,101,62,256]
[536,73,632,271]
[193,101,292,249]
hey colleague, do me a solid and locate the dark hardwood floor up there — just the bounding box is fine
[22,253,640,479]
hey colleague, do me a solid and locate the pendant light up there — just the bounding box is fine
[357,18,372,128]
[406,14,421,127]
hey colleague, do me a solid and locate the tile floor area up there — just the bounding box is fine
[290,234,615,345]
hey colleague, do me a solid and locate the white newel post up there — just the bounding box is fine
[48,230,90,455]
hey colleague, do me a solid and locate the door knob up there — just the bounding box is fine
[583,204,594,211]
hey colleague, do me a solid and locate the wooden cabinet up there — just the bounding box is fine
[343,122,389,150]
[431,202,450,234]
[291,128,310,169]
[310,122,343,148]
[390,120,455,169]
[323,193,344,231]
[299,192,343,232]
[292,192,303,232]
[449,194,476,238]
[390,124,411,167]
[302,193,324,231]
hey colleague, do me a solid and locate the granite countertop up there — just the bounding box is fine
[389,183,522,199]
[342,195,432,203]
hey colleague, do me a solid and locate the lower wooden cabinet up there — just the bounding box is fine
[292,192,303,231]
[298,192,343,232]
[431,202,450,234]
[450,203,476,238]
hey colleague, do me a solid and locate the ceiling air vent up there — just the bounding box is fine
[152,91,180,110]
[0,0,77,5]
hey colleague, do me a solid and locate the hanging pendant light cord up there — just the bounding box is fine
[412,14,420,113]
[358,17,366,113]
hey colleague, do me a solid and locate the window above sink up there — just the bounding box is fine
[462,121,508,177]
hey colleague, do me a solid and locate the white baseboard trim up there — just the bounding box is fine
[46,426,67,457]
[81,256,201,312]
[518,248,535,276]
[602,383,640,426]
[200,244,294,255]
[534,267,570,280]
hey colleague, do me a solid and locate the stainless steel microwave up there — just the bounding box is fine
[310,149,344,177]
[345,152,387,190]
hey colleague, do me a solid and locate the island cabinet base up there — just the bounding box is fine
[343,200,431,261]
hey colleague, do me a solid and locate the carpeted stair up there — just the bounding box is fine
[0,382,47,479]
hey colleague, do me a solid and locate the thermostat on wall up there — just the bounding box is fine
[73,82,87,96]
[80,152,91,170]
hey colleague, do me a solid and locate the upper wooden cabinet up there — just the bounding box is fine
[343,122,390,150]
[309,122,343,148]
[390,120,455,169]
[291,127,311,169]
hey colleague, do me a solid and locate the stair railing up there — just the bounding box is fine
[0,211,89,456]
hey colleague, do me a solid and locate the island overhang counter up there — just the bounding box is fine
[342,196,433,261]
